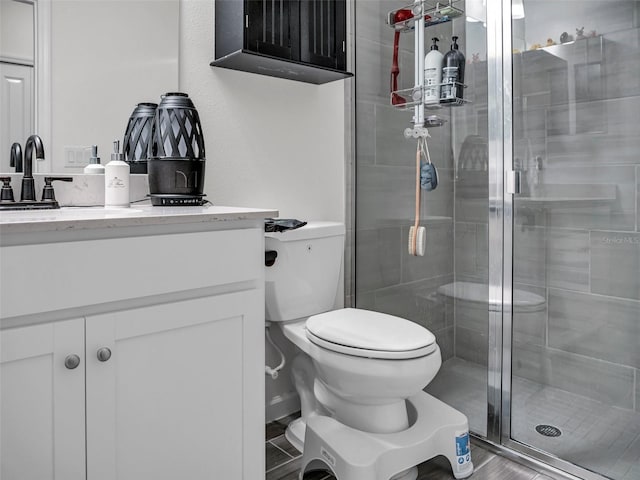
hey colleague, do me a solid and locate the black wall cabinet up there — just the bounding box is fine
[212,0,353,84]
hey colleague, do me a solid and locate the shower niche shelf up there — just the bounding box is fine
[386,0,464,33]
[390,83,470,110]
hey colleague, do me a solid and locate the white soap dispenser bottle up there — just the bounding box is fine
[424,37,444,104]
[84,145,105,174]
[104,140,130,207]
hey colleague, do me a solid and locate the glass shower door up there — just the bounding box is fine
[508,1,640,479]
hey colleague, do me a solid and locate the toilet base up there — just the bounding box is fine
[298,391,474,480]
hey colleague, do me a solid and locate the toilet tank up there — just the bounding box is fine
[265,221,345,322]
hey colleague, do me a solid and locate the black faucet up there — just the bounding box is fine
[20,134,45,201]
[0,135,72,211]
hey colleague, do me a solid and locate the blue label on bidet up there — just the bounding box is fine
[456,432,470,463]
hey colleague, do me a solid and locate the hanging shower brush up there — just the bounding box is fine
[409,135,439,256]
[409,139,426,256]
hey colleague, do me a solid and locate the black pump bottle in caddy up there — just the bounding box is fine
[440,36,465,103]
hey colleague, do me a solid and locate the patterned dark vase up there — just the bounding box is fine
[123,102,157,174]
[148,92,206,206]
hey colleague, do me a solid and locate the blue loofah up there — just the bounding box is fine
[420,162,439,191]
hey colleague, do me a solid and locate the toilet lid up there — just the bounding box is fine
[306,308,437,360]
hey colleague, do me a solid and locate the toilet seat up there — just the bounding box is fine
[306,308,437,360]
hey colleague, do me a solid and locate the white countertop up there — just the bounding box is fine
[0,204,279,234]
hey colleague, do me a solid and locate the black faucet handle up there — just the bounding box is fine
[42,176,73,202]
[0,177,15,202]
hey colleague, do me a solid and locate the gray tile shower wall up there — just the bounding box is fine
[546,228,590,292]
[636,372,640,413]
[513,342,635,409]
[357,166,453,229]
[355,227,402,293]
[513,226,546,287]
[454,223,488,279]
[456,325,488,366]
[452,48,491,366]
[512,283,547,347]
[356,101,376,166]
[590,231,640,301]
[505,26,640,411]
[548,289,640,369]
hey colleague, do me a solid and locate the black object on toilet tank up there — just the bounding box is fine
[148,92,207,206]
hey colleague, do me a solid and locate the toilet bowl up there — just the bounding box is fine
[265,222,473,480]
[281,308,441,442]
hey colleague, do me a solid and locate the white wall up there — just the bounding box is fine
[179,0,347,421]
[179,0,346,222]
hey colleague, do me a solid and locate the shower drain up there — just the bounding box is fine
[535,424,562,437]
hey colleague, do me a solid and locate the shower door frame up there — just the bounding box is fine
[485,1,619,479]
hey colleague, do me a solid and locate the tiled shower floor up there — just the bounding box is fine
[265,412,558,480]
[427,358,640,480]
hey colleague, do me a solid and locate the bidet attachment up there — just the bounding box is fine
[265,322,286,380]
[265,366,280,380]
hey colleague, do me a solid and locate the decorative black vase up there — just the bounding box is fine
[123,102,157,174]
[148,92,206,206]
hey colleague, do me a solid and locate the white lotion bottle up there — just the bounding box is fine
[424,37,444,104]
[84,145,105,174]
[104,140,130,207]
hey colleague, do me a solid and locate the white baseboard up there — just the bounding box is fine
[266,391,300,423]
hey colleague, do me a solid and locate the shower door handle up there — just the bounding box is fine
[506,170,521,195]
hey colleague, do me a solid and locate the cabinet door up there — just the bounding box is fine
[85,290,264,480]
[0,319,86,480]
[299,0,346,70]
[246,0,299,60]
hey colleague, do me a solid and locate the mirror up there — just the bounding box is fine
[0,0,179,173]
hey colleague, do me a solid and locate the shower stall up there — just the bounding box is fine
[352,1,640,479]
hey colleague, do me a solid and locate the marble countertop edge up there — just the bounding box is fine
[0,205,279,234]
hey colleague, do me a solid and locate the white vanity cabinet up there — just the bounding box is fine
[1,318,86,480]
[85,292,258,480]
[0,207,274,480]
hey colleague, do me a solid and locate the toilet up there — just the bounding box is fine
[265,222,474,480]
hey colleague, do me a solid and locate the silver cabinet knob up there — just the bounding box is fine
[64,354,81,370]
[97,347,112,362]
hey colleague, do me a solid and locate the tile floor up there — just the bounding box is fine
[267,357,640,479]
[427,358,640,480]
[265,413,560,480]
